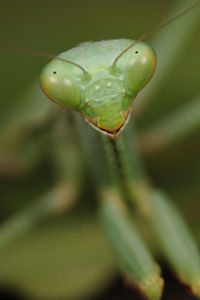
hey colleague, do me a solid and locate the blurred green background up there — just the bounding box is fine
[0,0,200,299]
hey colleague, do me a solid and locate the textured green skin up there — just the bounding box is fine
[40,39,156,134]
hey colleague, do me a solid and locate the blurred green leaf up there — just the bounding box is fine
[135,0,200,127]
[0,215,115,300]
[139,95,200,154]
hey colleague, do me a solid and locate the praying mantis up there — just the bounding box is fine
[0,1,200,300]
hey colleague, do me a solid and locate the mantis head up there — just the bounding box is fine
[40,40,156,138]
[4,1,198,138]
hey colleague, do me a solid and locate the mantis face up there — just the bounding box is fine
[40,39,156,138]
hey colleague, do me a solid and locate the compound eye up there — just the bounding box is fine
[40,62,81,109]
[124,42,157,93]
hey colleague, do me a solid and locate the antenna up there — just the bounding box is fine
[112,0,200,69]
[2,45,88,75]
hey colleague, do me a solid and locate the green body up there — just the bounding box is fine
[40,39,156,137]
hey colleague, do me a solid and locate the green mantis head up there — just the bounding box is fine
[40,40,156,138]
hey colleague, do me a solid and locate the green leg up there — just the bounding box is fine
[75,115,164,300]
[116,121,200,298]
[100,187,164,300]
